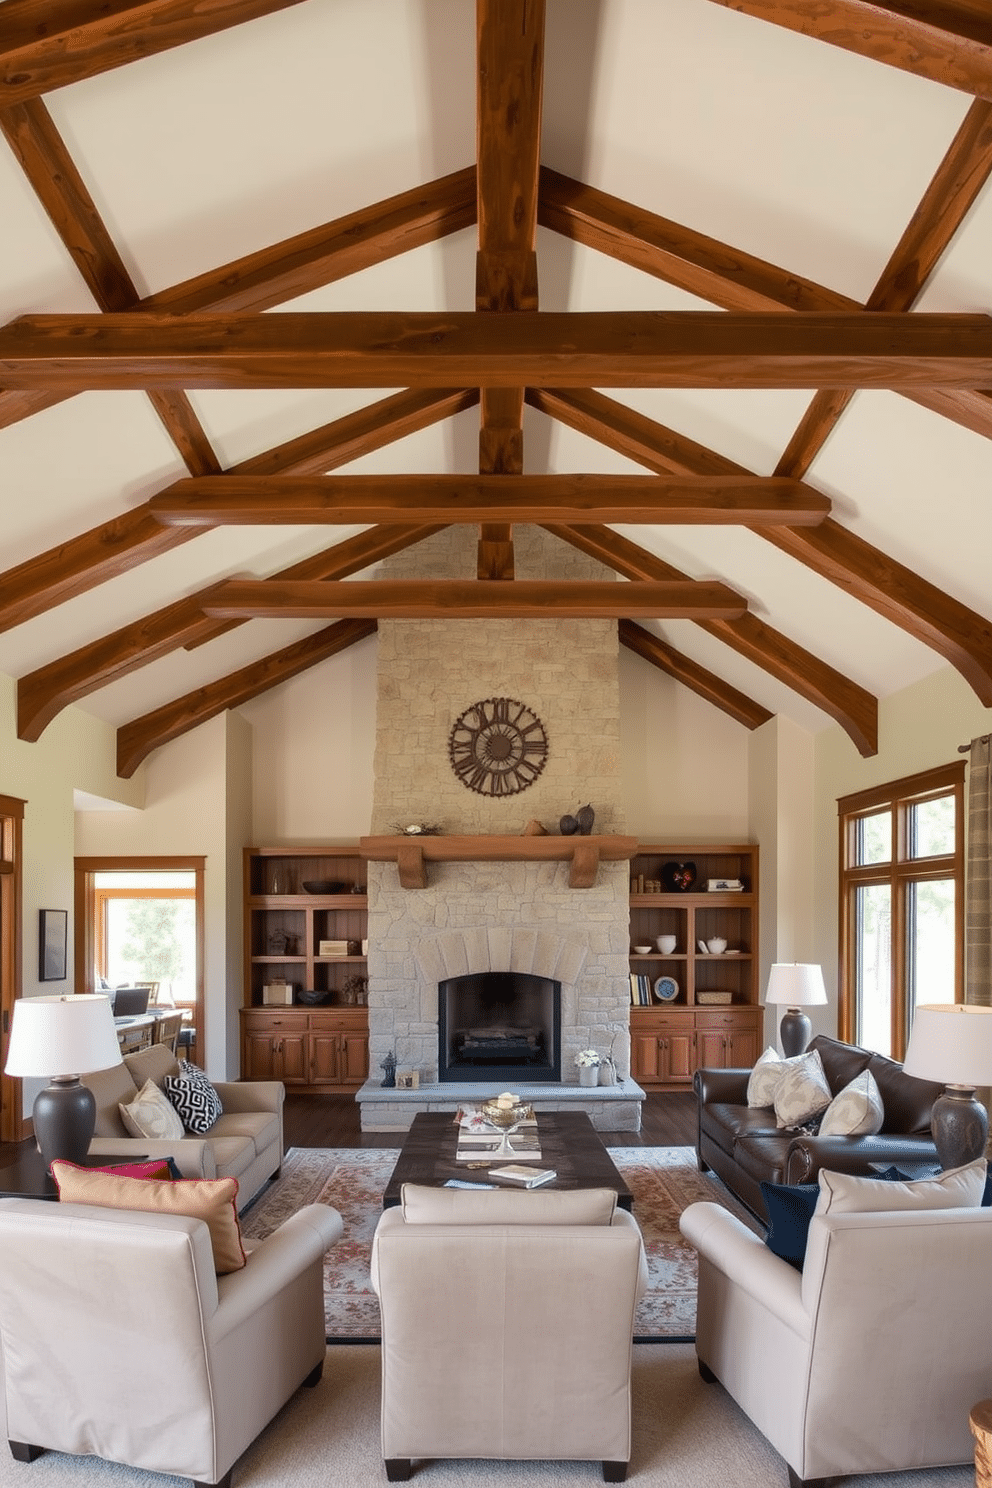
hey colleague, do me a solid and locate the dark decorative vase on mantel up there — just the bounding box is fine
[662,860,697,893]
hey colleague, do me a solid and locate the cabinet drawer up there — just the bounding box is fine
[695,1009,761,1030]
[243,1011,307,1032]
[308,1010,368,1032]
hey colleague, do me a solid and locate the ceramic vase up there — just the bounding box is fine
[578,1064,598,1087]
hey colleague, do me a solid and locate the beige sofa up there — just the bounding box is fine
[371,1184,648,1482]
[83,1044,284,1210]
[0,1195,341,1487]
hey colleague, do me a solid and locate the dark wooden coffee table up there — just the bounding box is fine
[0,1150,150,1201]
[382,1110,633,1211]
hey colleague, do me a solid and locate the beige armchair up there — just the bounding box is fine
[370,1185,647,1482]
[0,1195,342,1487]
[680,1196,992,1486]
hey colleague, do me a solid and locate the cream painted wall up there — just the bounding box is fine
[811,665,992,1038]
[73,711,252,1079]
[0,672,142,1004]
[618,647,750,839]
[236,632,378,842]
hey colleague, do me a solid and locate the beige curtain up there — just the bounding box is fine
[966,735,992,1009]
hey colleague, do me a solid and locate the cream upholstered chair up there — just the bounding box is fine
[0,1195,342,1488]
[370,1184,647,1482]
[680,1184,992,1487]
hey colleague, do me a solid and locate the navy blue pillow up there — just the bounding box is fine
[760,1182,819,1270]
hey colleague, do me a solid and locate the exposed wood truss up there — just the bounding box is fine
[2,310,990,390]
[1,0,991,775]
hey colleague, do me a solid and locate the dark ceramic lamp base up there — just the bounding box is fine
[931,1085,989,1170]
[779,1008,812,1058]
[32,1076,97,1171]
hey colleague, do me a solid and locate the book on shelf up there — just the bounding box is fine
[629,973,652,1006]
[488,1165,557,1187]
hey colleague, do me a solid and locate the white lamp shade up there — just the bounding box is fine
[764,963,828,1008]
[902,1004,992,1088]
[4,994,122,1078]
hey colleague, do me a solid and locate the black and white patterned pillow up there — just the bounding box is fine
[164,1060,223,1134]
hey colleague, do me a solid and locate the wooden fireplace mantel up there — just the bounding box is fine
[359,834,640,890]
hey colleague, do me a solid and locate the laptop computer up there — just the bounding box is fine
[112,986,151,1018]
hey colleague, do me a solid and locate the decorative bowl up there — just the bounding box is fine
[481,1097,533,1129]
[706,936,728,954]
[656,935,677,954]
[302,880,345,895]
[633,944,653,955]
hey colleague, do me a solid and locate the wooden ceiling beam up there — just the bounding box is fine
[200,578,749,622]
[778,97,992,477]
[16,525,440,742]
[0,0,312,108]
[146,167,478,316]
[703,1,992,101]
[0,387,474,634]
[531,385,992,707]
[2,310,989,390]
[619,619,775,733]
[115,617,377,780]
[0,95,222,473]
[147,472,829,527]
[538,166,858,314]
[475,0,546,578]
[547,522,878,756]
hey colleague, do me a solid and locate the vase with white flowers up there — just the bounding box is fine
[576,1049,600,1088]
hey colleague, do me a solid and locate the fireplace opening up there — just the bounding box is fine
[437,971,561,1084]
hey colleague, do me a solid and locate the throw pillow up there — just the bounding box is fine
[773,1048,833,1128]
[747,1047,784,1107]
[164,1061,222,1134]
[50,1164,245,1273]
[816,1158,987,1217]
[760,1182,820,1270]
[92,1159,174,1180]
[119,1078,186,1141]
[818,1069,885,1138]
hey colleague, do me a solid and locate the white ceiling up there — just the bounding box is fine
[1,0,990,753]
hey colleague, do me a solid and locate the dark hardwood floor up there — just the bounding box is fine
[280,1090,698,1150]
[0,1091,696,1167]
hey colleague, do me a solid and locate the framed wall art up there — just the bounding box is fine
[39,908,68,982]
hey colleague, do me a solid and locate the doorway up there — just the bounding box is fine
[74,857,205,1063]
[0,796,25,1142]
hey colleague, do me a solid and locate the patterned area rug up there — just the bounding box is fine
[241,1145,758,1343]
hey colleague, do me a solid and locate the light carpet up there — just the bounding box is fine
[0,1344,972,1488]
[240,1145,759,1342]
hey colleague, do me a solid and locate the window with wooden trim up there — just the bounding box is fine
[838,763,964,1059]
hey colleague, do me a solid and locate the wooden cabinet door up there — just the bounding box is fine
[664,1028,695,1082]
[726,1023,760,1069]
[309,1030,341,1084]
[243,1030,307,1083]
[630,1030,663,1083]
[340,1030,369,1084]
[243,1031,279,1082]
[696,1027,730,1069]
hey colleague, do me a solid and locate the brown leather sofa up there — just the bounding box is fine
[695,1033,944,1221]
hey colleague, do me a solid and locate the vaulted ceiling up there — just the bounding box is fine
[1,0,990,780]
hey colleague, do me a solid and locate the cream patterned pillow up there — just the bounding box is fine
[119,1077,185,1141]
[816,1159,986,1217]
[773,1048,832,1128]
[818,1069,885,1137]
[747,1047,785,1107]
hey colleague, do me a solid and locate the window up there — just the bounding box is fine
[838,764,964,1059]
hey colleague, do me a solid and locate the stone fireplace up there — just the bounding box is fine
[355,526,644,1132]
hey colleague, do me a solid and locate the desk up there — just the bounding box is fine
[114,1009,184,1054]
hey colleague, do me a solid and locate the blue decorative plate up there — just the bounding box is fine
[654,975,679,1002]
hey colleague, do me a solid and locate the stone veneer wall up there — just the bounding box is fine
[366,526,632,1086]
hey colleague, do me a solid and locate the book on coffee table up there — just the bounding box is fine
[488,1165,557,1187]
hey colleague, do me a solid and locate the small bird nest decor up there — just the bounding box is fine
[391,822,443,836]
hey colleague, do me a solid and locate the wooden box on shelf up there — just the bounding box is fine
[628,843,761,1090]
[242,846,370,1091]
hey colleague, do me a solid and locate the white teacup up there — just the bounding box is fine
[706,936,728,954]
[656,935,677,954]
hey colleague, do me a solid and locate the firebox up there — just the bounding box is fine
[437,971,561,1084]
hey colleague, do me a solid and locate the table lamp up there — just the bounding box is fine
[4,994,123,1170]
[902,1003,992,1169]
[764,963,827,1057]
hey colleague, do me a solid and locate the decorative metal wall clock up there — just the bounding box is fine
[448,697,549,797]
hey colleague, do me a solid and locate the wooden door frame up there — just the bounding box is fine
[74,857,205,1065]
[0,795,26,1143]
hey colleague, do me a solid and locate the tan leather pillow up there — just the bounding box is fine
[400,1183,617,1226]
[51,1163,245,1273]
